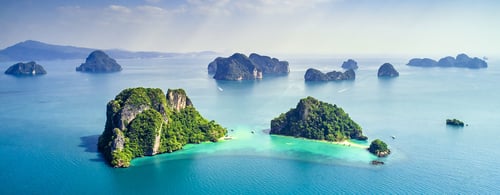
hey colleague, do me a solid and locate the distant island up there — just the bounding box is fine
[76,50,122,73]
[341,59,358,70]
[378,63,399,78]
[446,118,465,127]
[208,53,289,80]
[0,40,216,61]
[407,53,487,69]
[4,61,47,76]
[98,87,226,167]
[304,68,355,81]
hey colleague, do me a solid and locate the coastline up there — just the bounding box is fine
[268,133,369,149]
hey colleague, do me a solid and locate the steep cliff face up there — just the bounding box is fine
[76,50,122,73]
[166,89,193,111]
[98,87,226,167]
[248,53,290,74]
[4,61,47,76]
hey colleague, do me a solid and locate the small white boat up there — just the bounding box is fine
[391,135,396,139]
[217,86,223,92]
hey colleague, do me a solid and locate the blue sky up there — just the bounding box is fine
[1,0,499,56]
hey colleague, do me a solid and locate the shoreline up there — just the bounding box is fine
[269,133,369,149]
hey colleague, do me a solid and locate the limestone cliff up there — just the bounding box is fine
[304,68,355,81]
[76,50,122,73]
[98,87,226,167]
[208,53,289,80]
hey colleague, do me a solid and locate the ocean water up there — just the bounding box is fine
[0,56,499,194]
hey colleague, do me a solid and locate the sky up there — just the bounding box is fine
[1,0,499,56]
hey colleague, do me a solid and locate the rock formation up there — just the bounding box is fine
[208,53,289,80]
[76,50,122,73]
[98,87,226,167]
[368,139,391,157]
[4,61,47,76]
[407,53,487,69]
[212,53,263,80]
[304,68,355,81]
[341,59,358,70]
[377,63,399,78]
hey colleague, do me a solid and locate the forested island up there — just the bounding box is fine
[378,63,399,78]
[4,61,47,76]
[407,53,487,69]
[304,68,355,81]
[270,96,391,158]
[208,53,289,80]
[98,87,226,167]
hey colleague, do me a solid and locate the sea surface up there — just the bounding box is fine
[0,56,499,194]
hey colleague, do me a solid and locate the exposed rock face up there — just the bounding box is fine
[76,50,122,73]
[248,53,290,74]
[304,68,355,81]
[378,63,399,78]
[4,61,47,75]
[341,59,358,70]
[407,53,487,69]
[166,89,193,112]
[208,53,289,79]
[212,53,263,80]
[98,87,226,168]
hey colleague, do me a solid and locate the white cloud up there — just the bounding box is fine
[145,0,162,3]
[109,5,131,14]
[137,5,167,15]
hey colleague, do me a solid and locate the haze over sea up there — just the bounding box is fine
[1,56,499,194]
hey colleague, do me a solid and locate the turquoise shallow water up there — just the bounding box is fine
[1,56,499,194]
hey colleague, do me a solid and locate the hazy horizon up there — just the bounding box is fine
[1,0,499,57]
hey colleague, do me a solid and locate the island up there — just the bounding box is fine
[446,118,465,127]
[76,50,122,73]
[341,59,358,70]
[377,63,399,78]
[4,61,47,76]
[208,53,289,80]
[407,53,487,69]
[270,96,367,141]
[368,139,391,157]
[304,68,355,81]
[97,87,227,167]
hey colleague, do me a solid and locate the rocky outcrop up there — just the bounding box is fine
[4,61,47,76]
[166,89,193,112]
[407,53,487,69]
[341,59,358,70]
[377,63,399,78]
[248,53,290,74]
[368,139,391,157]
[208,53,289,79]
[76,50,122,73]
[371,160,385,165]
[304,68,355,81]
[98,87,226,167]
[212,53,263,80]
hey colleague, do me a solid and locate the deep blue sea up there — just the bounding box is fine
[1,56,499,194]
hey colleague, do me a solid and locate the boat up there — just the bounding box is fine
[217,86,223,92]
[391,135,396,139]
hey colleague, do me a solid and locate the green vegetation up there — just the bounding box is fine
[270,96,367,142]
[368,139,390,157]
[446,118,465,127]
[98,87,226,167]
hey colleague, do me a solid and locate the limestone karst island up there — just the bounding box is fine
[98,87,226,167]
[270,96,390,157]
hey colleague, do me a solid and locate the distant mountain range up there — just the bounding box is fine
[0,40,217,61]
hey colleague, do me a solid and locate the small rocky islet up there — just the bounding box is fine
[304,68,355,81]
[4,61,47,76]
[378,63,399,78]
[76,50,122,73]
